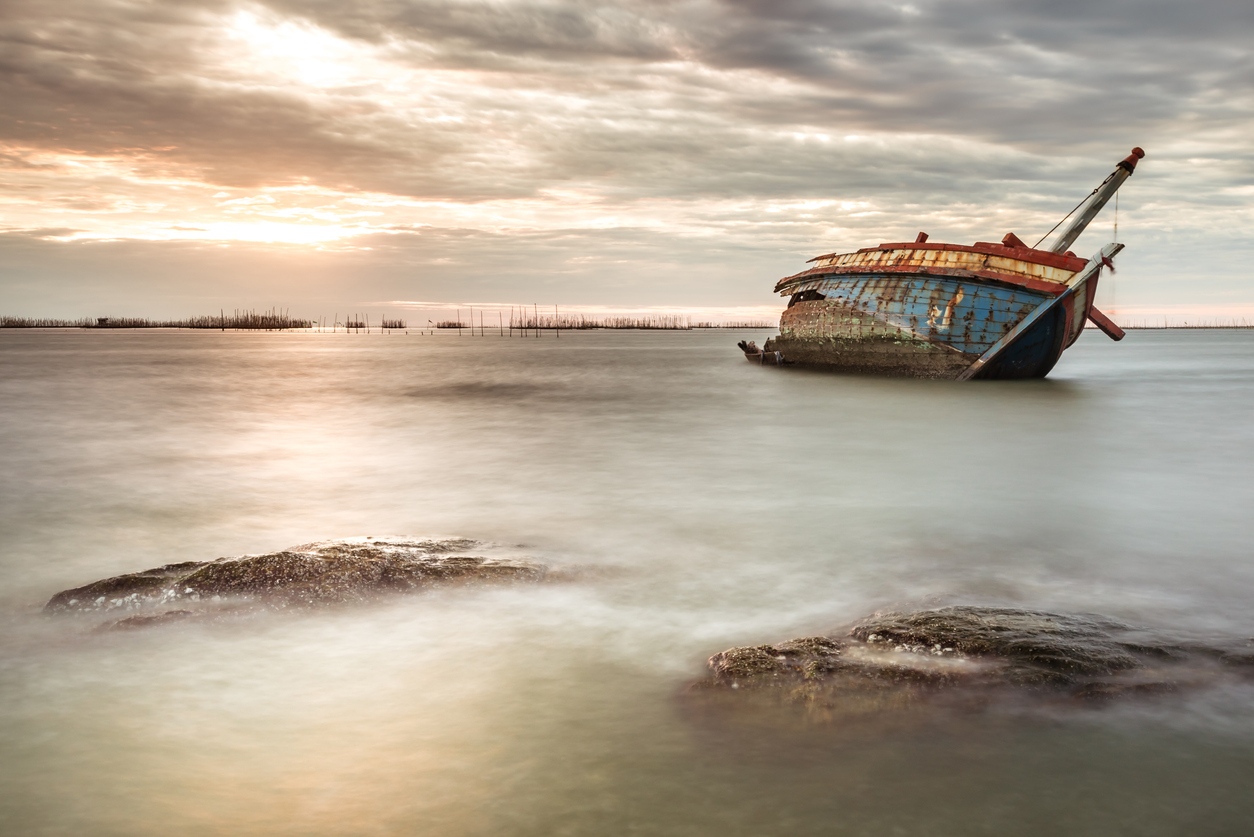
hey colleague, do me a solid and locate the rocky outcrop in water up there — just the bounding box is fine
[47,537,552,625]
[691,606,1254,721]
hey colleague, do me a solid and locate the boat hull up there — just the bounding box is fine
[761,242,1096,379]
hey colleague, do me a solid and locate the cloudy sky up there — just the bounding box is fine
[1,0,1251,322]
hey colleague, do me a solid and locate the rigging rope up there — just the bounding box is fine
[1111,191,1118,315]
[1031,169,1116,249]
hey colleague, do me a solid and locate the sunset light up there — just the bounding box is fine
[1,0,1251,318]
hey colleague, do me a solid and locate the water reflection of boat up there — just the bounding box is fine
[744,148,1144,379]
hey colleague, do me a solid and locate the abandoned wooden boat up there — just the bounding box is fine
[746,148,1144,379]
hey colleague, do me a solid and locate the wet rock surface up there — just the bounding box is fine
[691,606,1254,723]
[97,610,196,632]
[47,537,556,627]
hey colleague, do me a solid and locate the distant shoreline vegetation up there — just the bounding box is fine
[5,311,1254,332]
[509,313,774,330]
[2,309,310,330]
[2,312,777,331]
[433,313,777,330]
[6,314,1254,332]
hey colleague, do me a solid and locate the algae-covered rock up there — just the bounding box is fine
[45,562,204,612]
[690,606,1250,723]
[46,537,550,620]
[850,606,1142,677]
[708,638,847,680]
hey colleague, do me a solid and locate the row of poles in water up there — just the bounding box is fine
[323,305,564,336]
[321,306,728,334]
[445,304,560,337]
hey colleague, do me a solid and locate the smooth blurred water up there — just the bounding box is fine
[2,327,1253,836]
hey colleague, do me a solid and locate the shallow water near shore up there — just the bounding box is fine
[3,327,1254,835]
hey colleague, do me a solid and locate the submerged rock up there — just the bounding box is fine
[46,537,551,623]
[690,606,1251,723]
[850,606,1147,683]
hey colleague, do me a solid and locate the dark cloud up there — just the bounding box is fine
[0,5,460,193]
[265,0,1254,149]
[679,0,1254,148]
[4,0,1250,201]
[1,0,1251,315]
[266,0,682,61]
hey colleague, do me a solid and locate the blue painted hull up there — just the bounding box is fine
[763,272,1073,379]
[755,151,1143,378]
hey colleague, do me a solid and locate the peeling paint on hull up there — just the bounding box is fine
[759,242,1096,380]
[752,148,1149,379]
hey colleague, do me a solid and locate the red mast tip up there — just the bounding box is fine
[1119,147,1145,172]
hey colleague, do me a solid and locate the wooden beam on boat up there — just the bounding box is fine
[1087,306,1126,341]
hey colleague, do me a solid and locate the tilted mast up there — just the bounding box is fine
[1043,147,1145,254]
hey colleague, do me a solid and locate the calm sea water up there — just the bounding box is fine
[2,328,1253,836]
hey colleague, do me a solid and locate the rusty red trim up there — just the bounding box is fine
[806,242,1089,273]
[775,263,1068,296]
